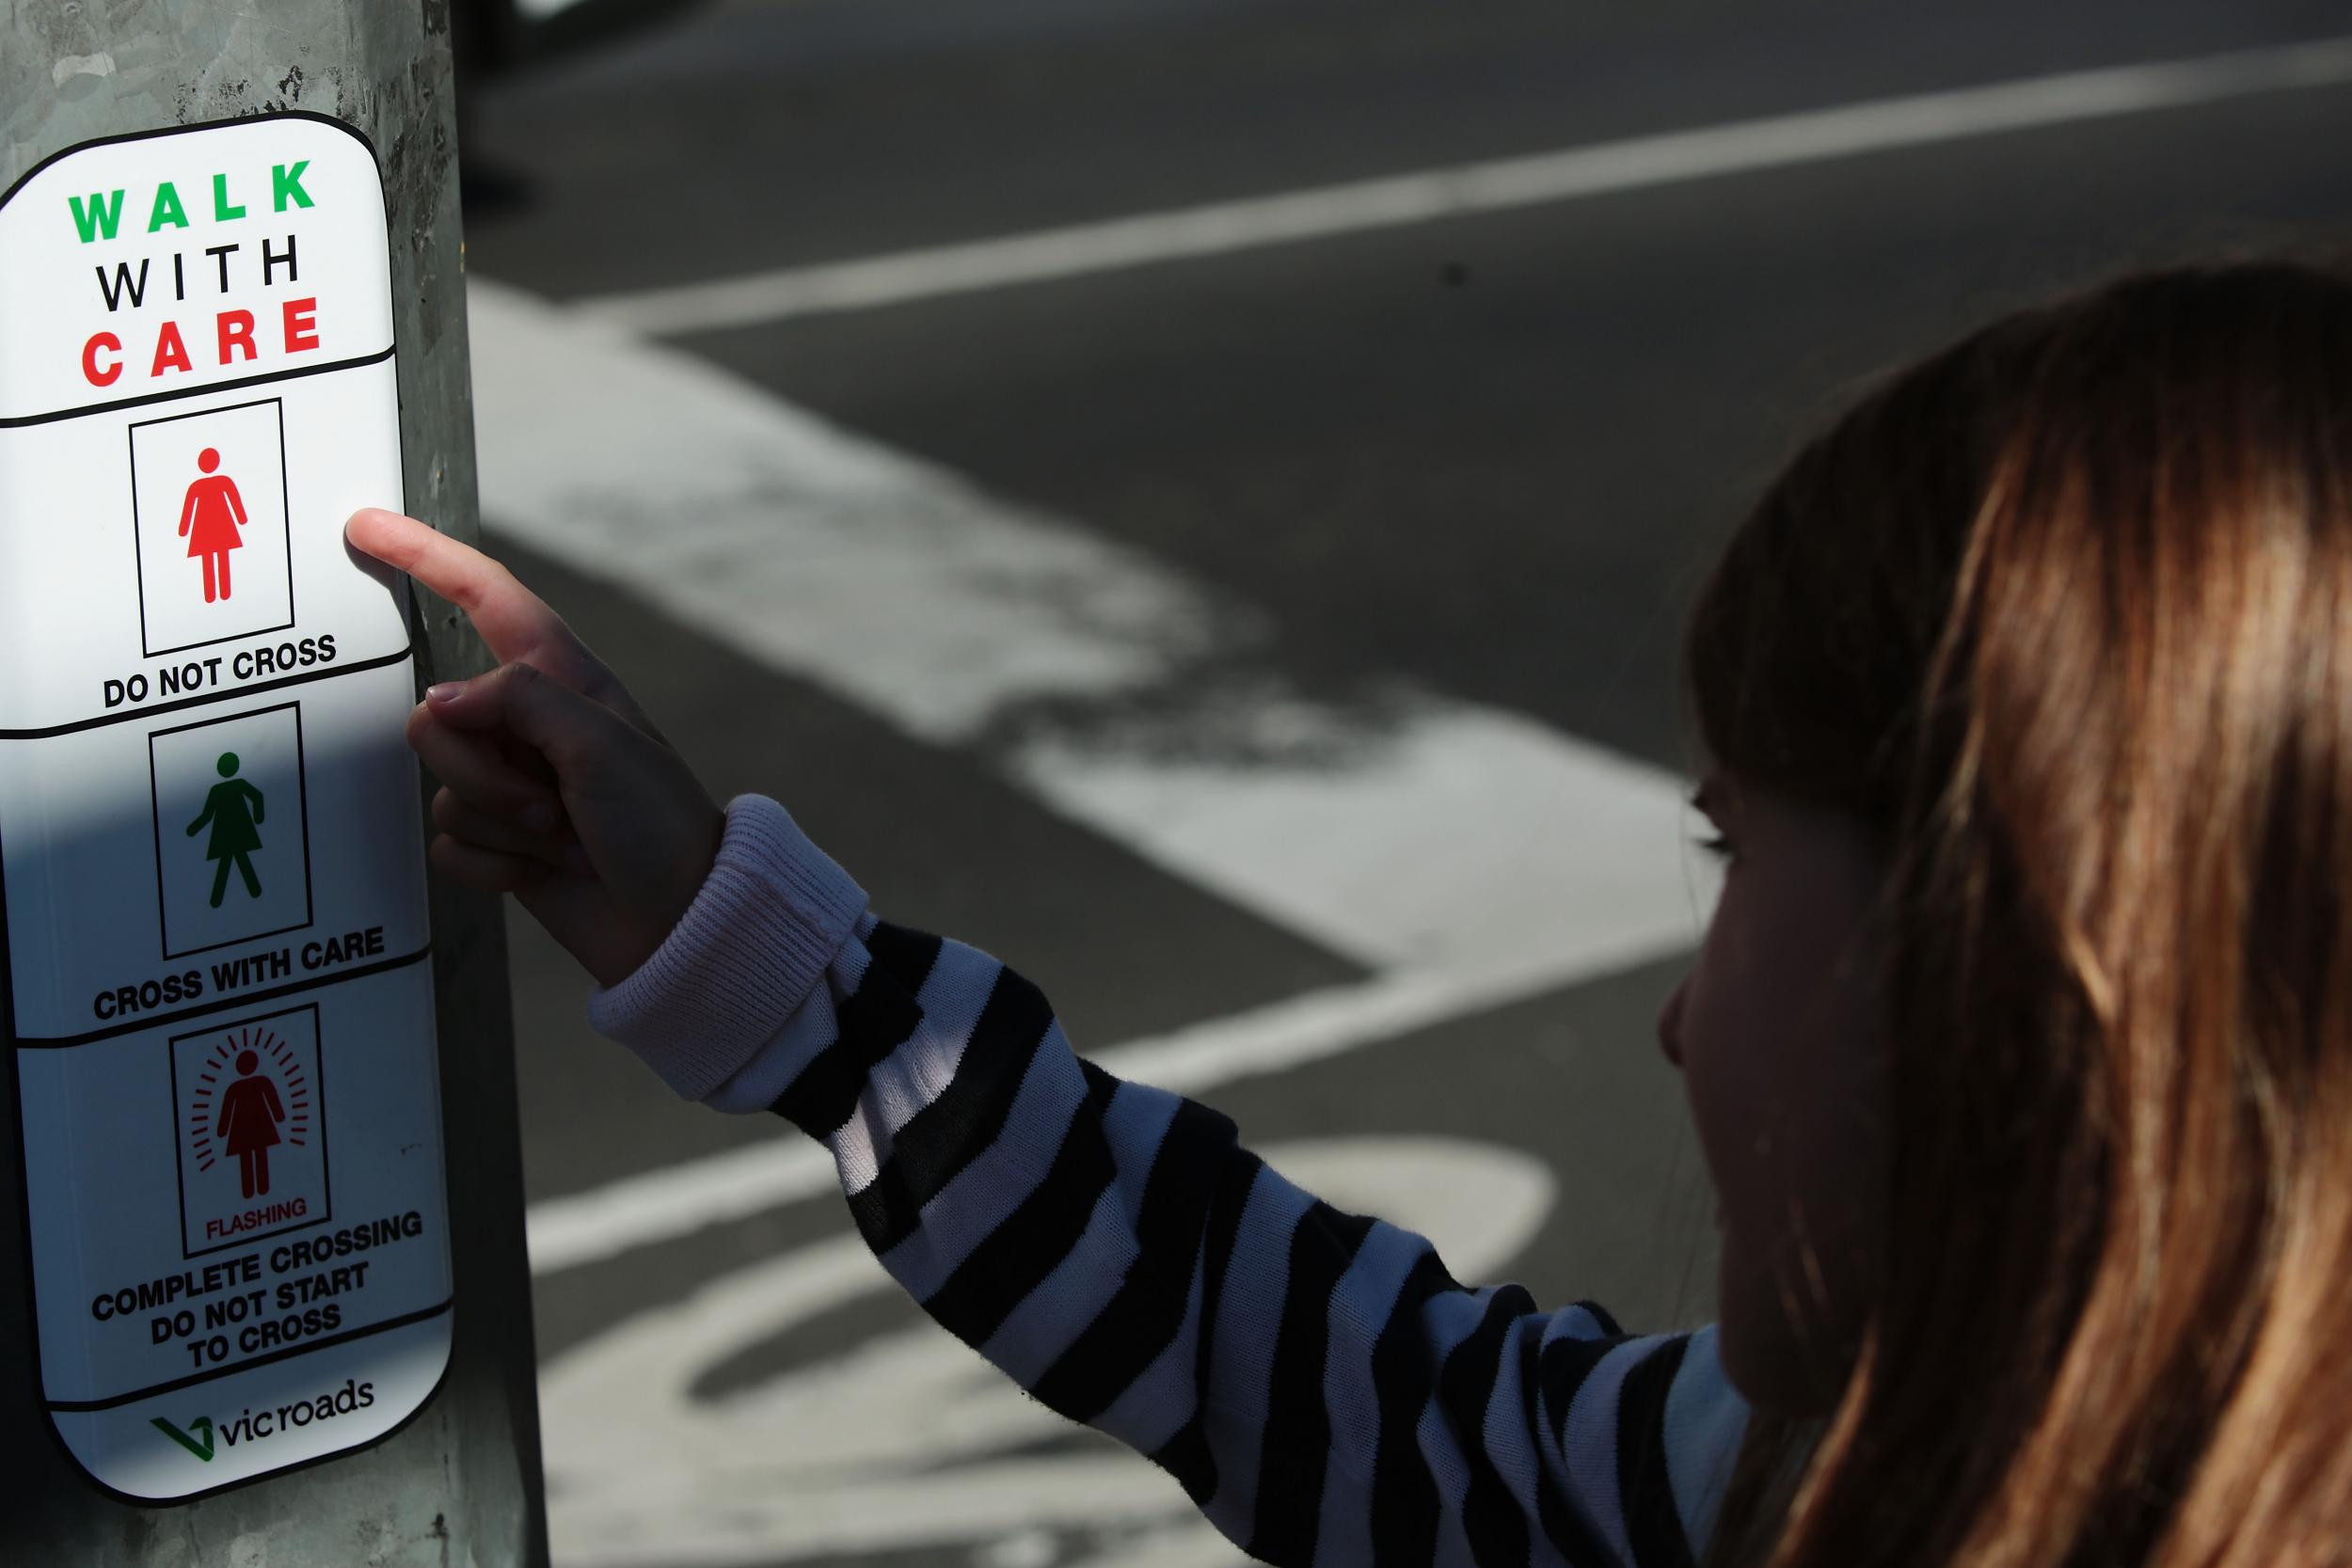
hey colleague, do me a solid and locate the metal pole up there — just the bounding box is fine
[0,4,546,1563]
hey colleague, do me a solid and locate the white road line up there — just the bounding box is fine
[1011,702,1711,975]
[576,35,2352,335]
[469,279,1716,980]
[466,277,1717,1270]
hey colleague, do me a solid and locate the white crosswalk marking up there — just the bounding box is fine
[469,277,1718,995]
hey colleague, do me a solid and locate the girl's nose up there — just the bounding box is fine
[1656,979,1688,1069]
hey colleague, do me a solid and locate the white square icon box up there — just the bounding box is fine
[149,702,313,959]
[128,399,295,658]
[169,1003,330,1258]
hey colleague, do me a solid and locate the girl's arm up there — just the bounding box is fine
[342,507,1751,1568]
[593,792,1751,1568]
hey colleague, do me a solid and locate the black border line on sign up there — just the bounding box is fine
[17,942,430,1050]
[47,1297,453,1413]
[0,646,410,740]
[0,107,455,1510]
[0,344,398,431]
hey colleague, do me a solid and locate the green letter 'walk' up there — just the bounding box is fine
[68,190,123,244]
[273,161,313,211]
[151,1415,215,1461]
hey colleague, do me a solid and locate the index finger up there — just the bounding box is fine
[345,508,599,684]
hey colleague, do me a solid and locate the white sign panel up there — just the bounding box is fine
[0,114,451,1500]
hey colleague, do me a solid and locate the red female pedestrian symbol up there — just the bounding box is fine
[176,447,248,604]
[215,1050,285,1198]
[175,1012,323,1252]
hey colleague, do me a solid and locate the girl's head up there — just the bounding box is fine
[1663,261,2352,1566]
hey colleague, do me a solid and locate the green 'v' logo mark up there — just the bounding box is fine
[151,1415,215,1461]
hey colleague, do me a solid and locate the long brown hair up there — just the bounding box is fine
[1679,261,2352,1568]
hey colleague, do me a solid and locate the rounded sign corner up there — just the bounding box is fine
[0,113,395,427]
[0,109,385,221]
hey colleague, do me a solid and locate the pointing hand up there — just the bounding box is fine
[343,508,723,988]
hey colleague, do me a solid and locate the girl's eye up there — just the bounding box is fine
[1692,832,1735,861]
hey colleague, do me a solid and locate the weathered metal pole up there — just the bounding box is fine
[0,5,546,1563]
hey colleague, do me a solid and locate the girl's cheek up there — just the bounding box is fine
[1681,879,1828,1252]
[1677,966,1770,1223]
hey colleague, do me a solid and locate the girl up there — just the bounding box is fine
[348,258,2352,1568]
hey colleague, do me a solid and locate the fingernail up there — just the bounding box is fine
[564,845,595,877]
[424,682,461,705]
[520,801,558,833]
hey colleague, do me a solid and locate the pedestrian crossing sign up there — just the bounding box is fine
[0,112,453,1500]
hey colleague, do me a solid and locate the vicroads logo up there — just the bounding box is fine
[151,1413,215,1461]
[152,1377,374,1460]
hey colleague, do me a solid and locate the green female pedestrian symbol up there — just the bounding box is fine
[186,752,265,908]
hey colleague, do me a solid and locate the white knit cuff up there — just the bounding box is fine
[587,794,868,1101]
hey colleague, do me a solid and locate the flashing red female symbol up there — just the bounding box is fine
[176,447,248,604]
[214,1049,286,1199]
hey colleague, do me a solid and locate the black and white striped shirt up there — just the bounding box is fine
[590,794,1752,1568]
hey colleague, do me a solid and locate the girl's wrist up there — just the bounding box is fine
[586,795,868,1101]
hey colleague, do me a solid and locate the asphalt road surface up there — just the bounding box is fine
[457,5,2352,1564]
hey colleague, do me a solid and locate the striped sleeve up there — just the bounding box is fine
[590,794,1752,1568]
